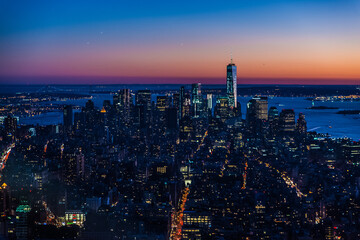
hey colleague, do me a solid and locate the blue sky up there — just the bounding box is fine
[1,0,359,84]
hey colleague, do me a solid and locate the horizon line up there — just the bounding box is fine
[1,75,360,85]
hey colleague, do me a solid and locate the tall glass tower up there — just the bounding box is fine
[191,83,201,117]
[226,60,237,108]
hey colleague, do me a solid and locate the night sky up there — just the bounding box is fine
[1,0,360,84]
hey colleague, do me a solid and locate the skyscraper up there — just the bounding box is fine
[214,96,230,122]
[63,148,85,185]
[136,90,151,111]
[179,86,185,119]
[114,89,132,127]
[246,97,268,133]
[63,105,73,132]
[246,97,268,122]
[84,100,97,135]
[191,83,201,117]
[268,107,279,122]
[179,116,193,143]
[4,115,17,137]
[296,113,307,135]
[268,107,279,134]
[135,90,152,128]
[179,86,191,119]
[156,95,170,112]
[173,93,180,109]
[166,107,178,129]
[206,94,213,111]
[279,109,296,133]
[113,89,131,110]
[0,183,11,217]
[156,95,171,131]
[15,205,31,239]
[226,60,237,108]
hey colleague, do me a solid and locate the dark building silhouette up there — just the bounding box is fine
[279,109,296,134]
[179,116,193,143]
[268,106,279,134]
[214,96,230,122]
[135,90,152,128]
[173,93,180,109]
[166,107,178,129]
[0,183,11,217]
[114,89,132,126]
[74,111,86,132]
[63,148,85,185]
[296,113,307,135]
[156,95,170,112]
[63,105,73,132]
[342,144,360,164]
[136,90,151,110]
[4,115,17,137]
[246,97,268,133]
[179,86,186,119]
[15,205,31,240]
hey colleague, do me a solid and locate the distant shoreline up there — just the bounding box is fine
[306,106,339,110]
[336,110,360,115]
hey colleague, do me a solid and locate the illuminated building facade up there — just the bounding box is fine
[226,61,237,108]
[65,210,86,227]
[191,83,202,117]
[279,109,296,133]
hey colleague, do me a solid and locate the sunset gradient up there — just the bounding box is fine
[1,0,360,84]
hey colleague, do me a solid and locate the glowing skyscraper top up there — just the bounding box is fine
[226,59,237,108]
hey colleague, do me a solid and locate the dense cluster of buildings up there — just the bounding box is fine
[0,62,359,239]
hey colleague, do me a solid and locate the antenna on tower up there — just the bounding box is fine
[230,51,233,64]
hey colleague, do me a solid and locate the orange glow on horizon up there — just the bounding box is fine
[1,34,360,83]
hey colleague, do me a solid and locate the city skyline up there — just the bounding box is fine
[1,83,359,239]
[1,0,360,85]
[1,1,360,239]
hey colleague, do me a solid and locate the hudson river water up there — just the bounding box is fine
[4,85,359,140]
